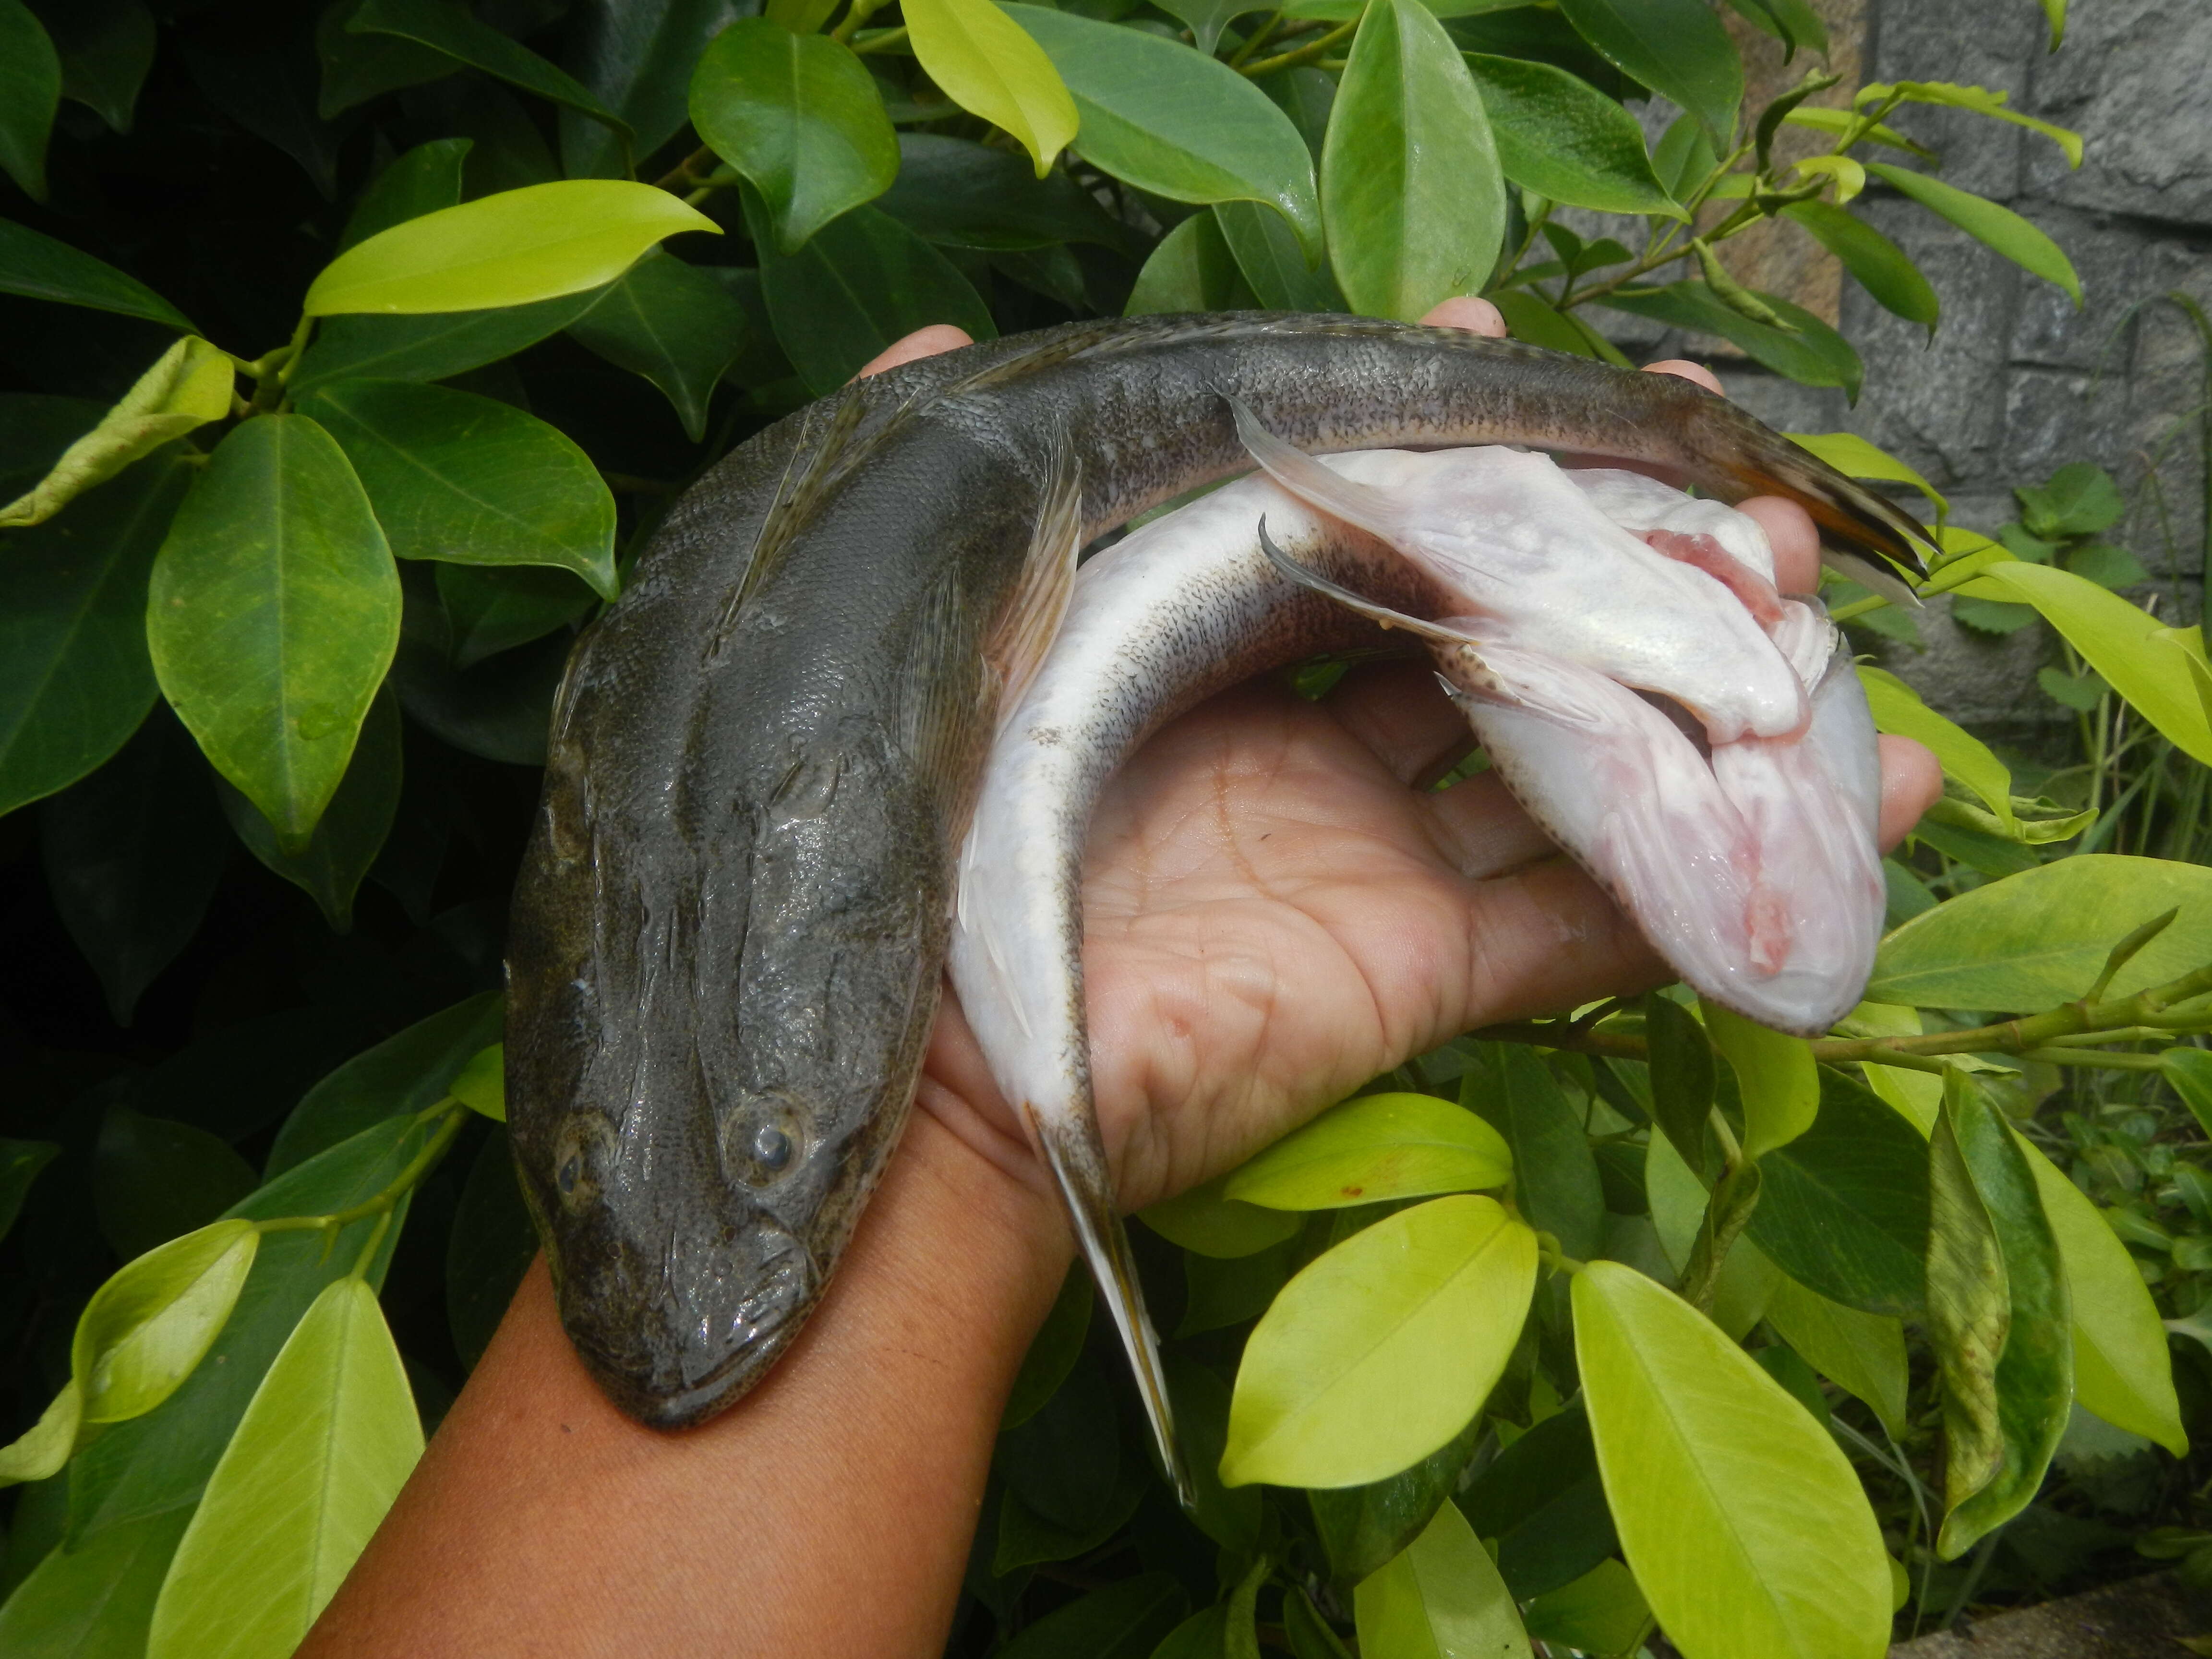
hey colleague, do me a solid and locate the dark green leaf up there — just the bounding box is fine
[1283,1587,1353,1659]
[1465,54,1679,217]
[0,1139,59,1247]
[1490,289,1629,366]
[1213,201,1343,312]
[268,991,503,1176]
[1310,1409,1484,1585]
[1003,1263,1092,1430]
[1557,0,1741,140]
[747,196,994,396]
[29,0,153,134]
[1124,212,1257,316]
[1177,1233,1297,1335]
[1152,0,1267,54]
[349,0,633,153]
[1745,1066,1930,1317]
[0,0,60,200]
[560,0,750,180]
[389,618,566,765]
[315,0,456,118]
[1459,1406,1619,1599]
[878,134,1130,252]
[1000,1357,1119,1532]
[992,1460,1146,1573]
[0,393,104,496]
[91,1105,256,1262]
[1262,67,1335,164]
[567,253,748,442]
[2018,461,2123,540]
[690,18,897,253]
[41,708,228,1025]
[1152,1605,1230,1659]
[216,688,402,931]
[297,378,618,597]
[291,289,611,395]
[1651,109,1718,200]
[147,415,400,848]
[996,1571,1188,1659]
[1164,1357,1261,1554]
[1724,0,1826,52]
[1781,200,1939,329]
[1447,8,1640,100]
[0,451,190,818]
[1865,161,2081,304]
[446,1125,538,1369]
[1601,280,1863,399]
[1948,593,2041,636]
[183,44,344,199]
[0,1507,190,1655]
[435,562,595,669]
[339,138,472,252]
[1465,1047,1601,1258]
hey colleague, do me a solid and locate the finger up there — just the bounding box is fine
[1643,358,1723,396]
[1322,658,1476,787]
[1419,296,1508,337]
[853,325,974,380]
[1877,735,1942,850]
[1738,496,1821,593]
[1421,769,1561,879]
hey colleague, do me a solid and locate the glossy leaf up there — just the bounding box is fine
[1214,201,1343,313]
[339,137,471,252]
[1222,1195,1535,1488]
[993,1462,1145,1574]
[1354,1498,1530,1659]
[1309,1411,1485,1586]
[0,1508,190,1655]
[1521,1560,1649,1659]
[347,0,630,148]
[1459,1406,1618,1600]
[1154,0,1269,55]
[1225,1092,1510,1211]
[1575,1260,1890,1658]
[387,622,566,766]
[1004,5,1320,260]
[996,1572,1186,1659]
[1490,289,1631,365]
[0,453,189,818]
[1864,162,2080,305]
[567,252,748,442]
[75,1220,260,1424]
[878,134,1130,254]
[1857,666,2012,830]
[1464,54,1678,217]
[315,0,456,118]
[560,0,749,181]
[147,415,400,848]
[449,1044,504,1120]
[268,991,503,1175]
[146,1277,423,1659]
[218,689,402,932]
[0,216,192,329]
[291,288,609,394]
[298,377,618,597]
[689,20,898,253]
[446,1125,538,1370]
[1603,281,1862,399]
[1124,213,1256,316]
[0,1385,80,1494]
[1179,1234,1298,1337]
[303,180,718,316]
[436,562,595,669]
[1781,201,1939,329]
[1869,855,2212,1010]
[1723,0,1825,52]
[1323,0,1503,321]
[1,335,231,528]
[1285,1588,1353,1659]
[1703,1002,1818,1160]
[1557,0,1741,140]
[37,0,156,133]
[1927,1073,2069,1558]
[1004,1264,1093,1430]
[1139,1172,1300,1258]
[747,197,993,396]
[1763,1274,1909,1439]
[0,0,60,200]
[93,1106,256,1263]
[903,0,1074,179]
[1643,994,1714,1169]
[1165,1357,1262,1553]
[1466,1046,1602,1258]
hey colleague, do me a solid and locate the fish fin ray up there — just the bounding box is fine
[1822,549,1924,610]
[1229,399,1406,540]
[1256,516,1486,655]
[986,447,1084,725]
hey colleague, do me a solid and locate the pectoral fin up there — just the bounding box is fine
[1231,399,1408,542]
[986,447,1084,723]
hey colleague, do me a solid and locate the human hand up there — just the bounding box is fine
[865,307,1943,1215]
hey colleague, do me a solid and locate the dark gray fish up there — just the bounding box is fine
[504,313,1926,1437]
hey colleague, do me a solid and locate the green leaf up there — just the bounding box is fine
[1780,201,1939,329]
[1489,289,1632,365]
[1309,1410,1485,1586]
[217,688,402,931]
[1574,1260,1890,1658]
[1003,1263,1092,1430]
[1224,1092,1511,1211]
[1927,1073,2069,1558]
[297,377,618,596]
[0,1385,80,1488]
[1745,1067,1929,1316]
[1521,1560,1650,1659]
[1165,1356,1263,1553]
[878,133,1131,253]
[0,1136,58,1247]
[1704,1002,1818,1159]
[75,1220,261,1425]
[1124,213,1257,317]
[1154,0,1269,55]
[436,562,595,669]
[689,20,898,253]
[339,138,471,252]
[559,0,750,181]
[2017,460,2122,540]
[1721,0,1825,53]
[0,0,60,200]
[1643,995,1714,1170]
[996,1572,1187,1659]
[1222,1196,1536,1488]
[1869,854,2212,1010]
[1855,666,2011,831]
[184,42,344,199]
[0,1508,190,1655]
[1138,1172,1300,1258]
[2064,542,2146,591]
[1354,1498,1531,1659]
[566,253,748,442]
[269,992,503,1176]
[993,1461,1145,1573]
[1763,1274,1908,1439]
[746,196,994,396]
[1458,1405,1617,1599]
[34,0,156,133]
[1863,161,2080,305]
[0,454,189,818]
[449,1043,505,1121]
[1467,1046,1602,1259]
[1323,0,1504,321]
[1602,280,1862,398]
[2037,0,2065,49]
[1285,1587,1353,1659]
[291,288,610,394]
[1556,0,1741,140]
[1214,200,1344,312]
[1154,1605,1231,1659]
[1179,1234,1298,1337]
[315,0,456,118]
[387,623,565,766]
[303,180,718,316]
[93,1106,256,1262]
[0,216,193,330]
[0,336,232,528]
[1464,54,1679,217]
[146,1277,422,1659]
[1861,80,2081,169]
[148,415,400,849]
[903,0,1074,178]
[347,0,632,148]
[1003,5,1321,260]
[445,1124,537,1370]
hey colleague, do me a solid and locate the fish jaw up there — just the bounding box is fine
[1563,468,1778,584]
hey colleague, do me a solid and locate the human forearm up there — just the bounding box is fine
[302,1106,1070,1659]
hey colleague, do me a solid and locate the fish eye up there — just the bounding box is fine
[751,1124,792,1172]
[722,1096,805,1188]
[549,1115,615,1211]
[558,1155,582,1193]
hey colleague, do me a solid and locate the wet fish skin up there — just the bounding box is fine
[504,313,1927,1432]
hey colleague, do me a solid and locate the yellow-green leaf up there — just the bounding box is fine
[302,180,720,316]
[1574,1261,1890,1659]
[0,336,231,527]
[147,1276,423,1659]
[1223,1196,1535,1488]
[73,1218,259,1424]
[901,0,1074,179]
[1139,1173,1300,1259]
[1764,1274,1908,1439]
[1354,1499,1531,1659]
[451,1042,505,1121]
[1860,81,2081,169]
[1224,1093,1511,1211]
[1787,429,1946,518]
[1703,1003,1818,1159]
[0,1382,82,1486]
[1857,667,2013,832]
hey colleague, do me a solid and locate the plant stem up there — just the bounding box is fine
[830,0,888,43]
[1225,9,1285,67]
[257,1101,469,1239]
[652,144,717,193]
[852,25,908,54]
[1238,16,1353,76]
